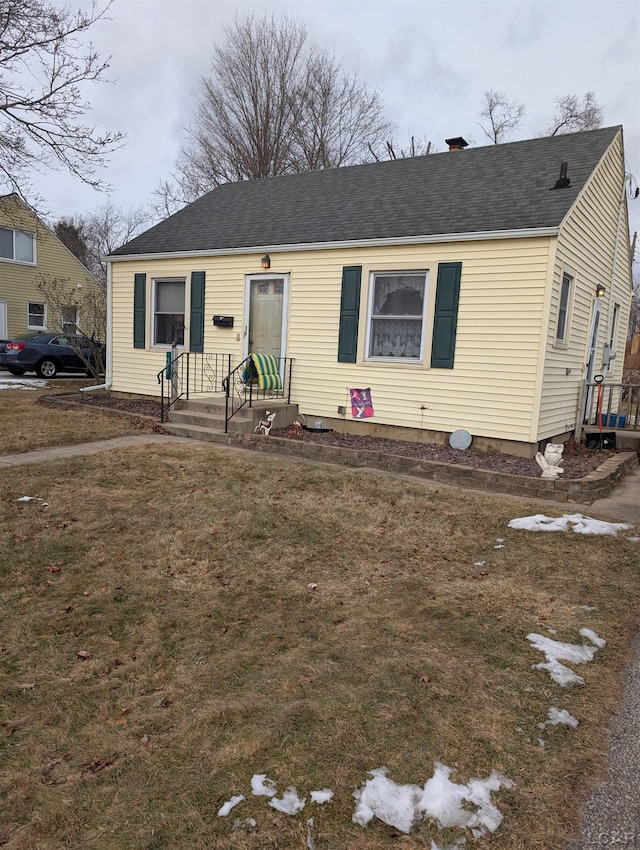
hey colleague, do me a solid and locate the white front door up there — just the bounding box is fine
[584,299,602,421]
[0,301,6,339]
[244,275,288,359]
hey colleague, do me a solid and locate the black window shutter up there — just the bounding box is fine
[430,262,462,369]
[337,266,362,363]
[133,273,146,349]
[189,271,206,353]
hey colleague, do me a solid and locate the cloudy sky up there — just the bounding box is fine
[34,0,640,240]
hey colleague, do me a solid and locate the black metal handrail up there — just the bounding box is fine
[156,352,233,422]
[224,355,294,433]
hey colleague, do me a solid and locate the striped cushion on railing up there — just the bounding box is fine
[250,353,282,391]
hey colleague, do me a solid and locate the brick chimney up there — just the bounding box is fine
[445,137,469,151]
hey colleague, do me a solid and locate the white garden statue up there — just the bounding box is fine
[254,410,276,436]
[535,443,565,479]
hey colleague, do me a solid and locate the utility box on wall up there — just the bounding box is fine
[213,315,234,328]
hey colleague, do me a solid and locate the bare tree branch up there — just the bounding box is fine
[153,12,392,215]
[545,92,603,136]
[36,274,106,380]
[0,0,124,197]
[477,90,525,144]
[383,135,433,160]
[52,201,150,286]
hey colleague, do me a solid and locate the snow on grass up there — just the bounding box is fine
[508,513,631,535]
[527,632,601,686]
[546,707,579,728]
[0,378,47,390]
[579,627,606,648]
[251,774,277,797]
[352,768,422,833]
[217,795,245,816]
[352,764,513,837]
[310,789,333,804]
[15,496,43,502]
[269,787,306,815]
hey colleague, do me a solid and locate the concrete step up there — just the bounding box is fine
[168,399,300,436]
[162,422,228,444]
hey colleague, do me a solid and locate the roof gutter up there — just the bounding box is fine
[105,226,559,263]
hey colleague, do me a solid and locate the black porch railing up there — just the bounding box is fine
[581,380,640,431]
[156,352,232,423]
[224,356,294,433]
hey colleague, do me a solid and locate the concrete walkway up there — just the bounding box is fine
[2,432,639,849]
[0,434,190,467]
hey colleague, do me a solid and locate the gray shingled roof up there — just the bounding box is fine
[111,126,621,257]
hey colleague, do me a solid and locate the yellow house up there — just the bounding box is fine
[107,126,633,457]
[0,194,101,340]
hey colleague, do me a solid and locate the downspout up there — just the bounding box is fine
[80,259,112,393]
[601,175,631,382]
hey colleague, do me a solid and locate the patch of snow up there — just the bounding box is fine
[538,738,546,747]
[527,633,599,687]
[0,378,47,390]
[353,768,422,833]
[547,707,579,728]
[352,764,512,837]
[15,496,43,502]
[579,605,598,612]
[473,560,485,567]
[306,817,315,850]
[269,787,306,815]
[310,789,333,804]
[579,628,606,648]
[627,536,640,543]
[508,513,631,536]
[547,628,557,634]
[251,774,277,797]
[494,544,505,549]
[217,795,245,816]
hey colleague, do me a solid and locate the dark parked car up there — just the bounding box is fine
[0,332,104,379]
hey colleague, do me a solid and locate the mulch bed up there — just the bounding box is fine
[73,393,618,480]
[78,394,163,420]
[270,426,619,479]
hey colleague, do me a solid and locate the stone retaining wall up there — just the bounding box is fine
[216,431,638,504]
[41,394,638,503]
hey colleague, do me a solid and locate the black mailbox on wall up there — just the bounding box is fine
[213,315,234,328]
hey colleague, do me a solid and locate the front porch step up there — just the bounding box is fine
[167,398,299,435]
[161,422,229,444]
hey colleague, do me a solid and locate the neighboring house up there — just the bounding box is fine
[0,194,101,340]
[625,332,640,375]
[107,126,633,457]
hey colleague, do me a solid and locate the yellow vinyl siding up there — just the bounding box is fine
[538,131,632,440]
[111,236,551,443]
[0,196,98,336]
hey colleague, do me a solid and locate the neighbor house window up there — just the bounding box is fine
[367,271,428,360]
[62,305,79,334]
[555,273,572,343]
[153,278,185,345]
[0,226,35,263]
[28,302,46,329]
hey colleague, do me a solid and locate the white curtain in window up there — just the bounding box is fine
[370,274,425,359]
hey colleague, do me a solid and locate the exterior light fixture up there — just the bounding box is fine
[261,254,271,270]
[595,284,606,298]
